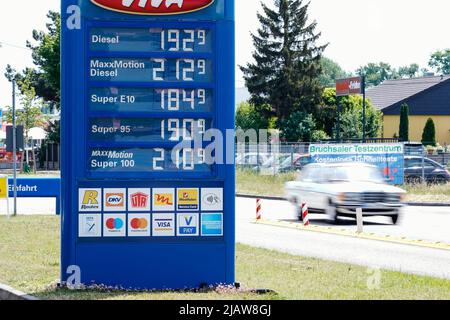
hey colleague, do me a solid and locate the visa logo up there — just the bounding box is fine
[157,222,172,228]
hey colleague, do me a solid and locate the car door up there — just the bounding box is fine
[424,159,446,181]
[300,167,324,210]
[294,167,315,207]
[404,158,424,180]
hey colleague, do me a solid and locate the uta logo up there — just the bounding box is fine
[122,0,183,8]
[91,0,214,15]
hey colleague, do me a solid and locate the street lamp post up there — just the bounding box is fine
[362,76,367,143]
[12,80,18,217]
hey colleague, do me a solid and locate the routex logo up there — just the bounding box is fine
[131,192,149,209]
[80,189,101,211]
[90,0,215,15]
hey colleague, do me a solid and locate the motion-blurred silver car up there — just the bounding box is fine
[285,163,407,224]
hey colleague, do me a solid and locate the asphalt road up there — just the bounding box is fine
[236,197,450,279]
[1,197,449,279]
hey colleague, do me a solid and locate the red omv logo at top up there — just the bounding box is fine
[91,0,215,15]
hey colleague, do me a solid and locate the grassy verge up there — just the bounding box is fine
[0,215,449,300]
[236,169,450,203]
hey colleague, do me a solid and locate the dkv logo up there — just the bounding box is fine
[106,193,124,207]
[91,0,215,15]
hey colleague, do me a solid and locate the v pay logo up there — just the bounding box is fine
[177,213,199,237]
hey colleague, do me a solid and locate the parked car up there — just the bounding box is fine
[404,156,450,184]
[279,154,311,173]
[256,154,312,174]
[285,163,407,224]
[236,153,274,169]
[254,153,291,173]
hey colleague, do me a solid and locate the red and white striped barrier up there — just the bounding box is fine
[256,198,262,220]
[302,202,310,226]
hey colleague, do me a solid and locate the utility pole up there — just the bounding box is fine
[12,80,17,217]
[336,96,341,142]
[362,75,367,143]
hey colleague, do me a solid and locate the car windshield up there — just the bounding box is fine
[323,166,385,183]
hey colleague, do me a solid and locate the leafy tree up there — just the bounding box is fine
[311,129,330,142]
[45,120,60,143]
[422,118,436,146]
[3,76,48,172]
[235,102,273,131]
[337,100,382,140]
[240,0,327,123]
[319,57,348,87]
[356,62,397,87]
[399,103,409,142]
[315,88,338,137]
[398,64,419,79]
[279,111,316,142]
[5,11,60,109]
[316,89,382,139]
[429,49,450,75]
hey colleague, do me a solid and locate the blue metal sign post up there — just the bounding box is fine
[61,0,235,289]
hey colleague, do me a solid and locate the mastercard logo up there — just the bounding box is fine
[130,218,149,230]
[106,218,124,230]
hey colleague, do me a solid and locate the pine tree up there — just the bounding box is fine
[422,118,436,146]
[240,0,327,123]
[399,103,409,142]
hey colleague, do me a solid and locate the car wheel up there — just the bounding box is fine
[433,176,447,185]
[391,214,399,225]
[406,176,422,185]
[296,205,304,222]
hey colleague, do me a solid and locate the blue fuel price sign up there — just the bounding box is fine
[61,0,235,290]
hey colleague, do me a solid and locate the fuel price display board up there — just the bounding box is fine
[61,0,235,290]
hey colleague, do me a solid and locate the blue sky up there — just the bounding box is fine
[1,0,449,107]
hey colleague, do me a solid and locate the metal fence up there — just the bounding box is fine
[0,143,60,173]
[235,142,450,184]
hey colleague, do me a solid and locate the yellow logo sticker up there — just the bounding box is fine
[177,189,199,210]
[0,176,8,199]
[154,194,174,206]
[79,189,102,212]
